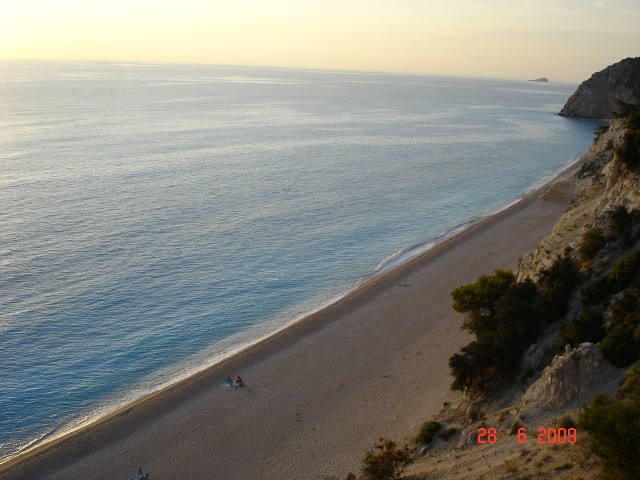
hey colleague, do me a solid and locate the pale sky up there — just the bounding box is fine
[0,0,638,82]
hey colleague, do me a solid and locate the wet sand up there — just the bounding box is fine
[0,183,572,480]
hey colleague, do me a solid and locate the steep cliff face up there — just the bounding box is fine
[559,57,640,119]
[517,118,640,282]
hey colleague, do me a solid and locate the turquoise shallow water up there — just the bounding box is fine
[0,61,600,460]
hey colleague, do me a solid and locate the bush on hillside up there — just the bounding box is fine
[582,248,640,305]
[600,310,640,368]
[560,306,606,347]
[415,421,441,445]
[579,392,640,480]
[579,227,606,263]
[609,288,640,324]
[359,438,412,480]
[619,363,640,399]
[608,248,640,290]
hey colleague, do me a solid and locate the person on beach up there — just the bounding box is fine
[131,466,148,480]
[225,375,232,383]
[235,376,244,387]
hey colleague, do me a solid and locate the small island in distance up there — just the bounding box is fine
[528,77,549,82]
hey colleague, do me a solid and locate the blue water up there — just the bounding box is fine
[0,61,600,460]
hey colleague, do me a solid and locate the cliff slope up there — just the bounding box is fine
[518,117,640,282]
[559,57,640,119]
[400,63,640,480]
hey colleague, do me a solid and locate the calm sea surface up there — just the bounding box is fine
[0,61,600,460]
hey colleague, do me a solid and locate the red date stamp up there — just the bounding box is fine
[478,427,577,445]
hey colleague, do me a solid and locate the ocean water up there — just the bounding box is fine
[0,61,600,461]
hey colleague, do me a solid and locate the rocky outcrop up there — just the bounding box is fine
[559,57,640,119]
[520,343,623,414]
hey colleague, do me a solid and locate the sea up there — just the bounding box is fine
[0,61,601,461]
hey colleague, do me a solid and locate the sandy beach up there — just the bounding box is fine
[0,178,573,479]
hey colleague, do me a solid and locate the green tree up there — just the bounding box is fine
[452,270,516,326]
[537,254,580,321]
[449,341,497,392]
[449,270,542,393]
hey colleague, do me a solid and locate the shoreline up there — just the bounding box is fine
[0,158,584,479]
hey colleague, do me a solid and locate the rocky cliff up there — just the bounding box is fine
[517,117,640,282]
[559,57,640,119]
[519,343,623,415]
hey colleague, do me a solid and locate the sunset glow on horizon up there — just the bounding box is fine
[1,0,638,82]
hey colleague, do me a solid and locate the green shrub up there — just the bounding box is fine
[595,286,640,368]
[582,248,640,305]
[560,306,605,346]
[608,249,640,288]
[360,438,412,480]
[416,421,442,444]
[579,158,603,177]
[608,249,640,290]
[609,289,640,323]
[608,206,633,245]
[619,363,640,399]
[600,311,640,367]
[579,227,605,263]
[579,392,640,480]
